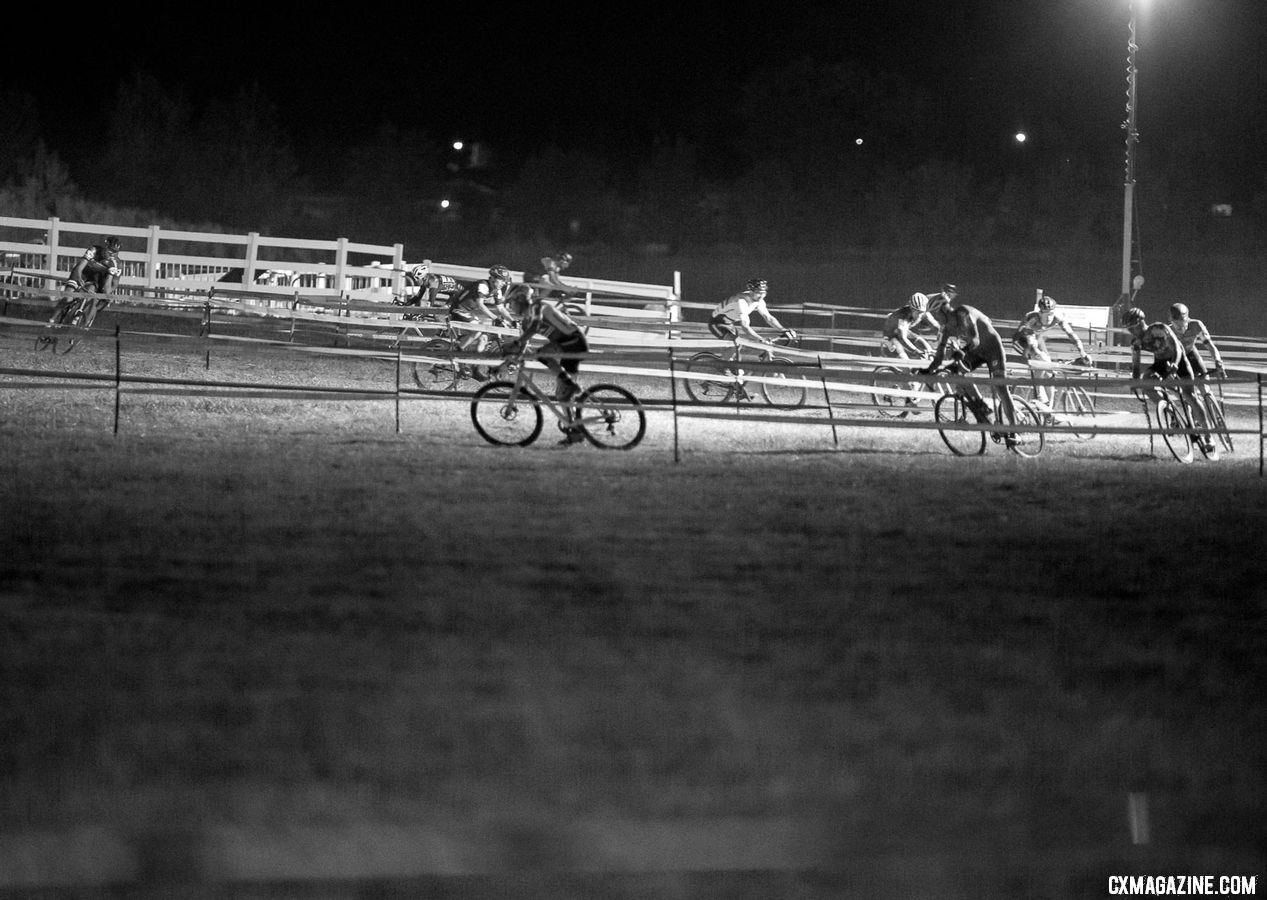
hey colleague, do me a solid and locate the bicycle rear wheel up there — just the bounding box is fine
[759,355,807,408]
[1157,398,1194,463]
[935,394,986,456]
[1006,396,1045,458]
[870,365,910,417]
[1059,385,1097,441]
[470,381,544,446]
[576,384,646,450]
[413,338,463,391]
[682,352,734,403]
[1203,391,1233,453]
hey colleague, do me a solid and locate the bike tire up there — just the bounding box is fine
[470,381,544,447]
[1006,396,1046,458]
[1203,392,1233,453]
[759,355,807,408]
[682,352,734,404]
[935,393,987,456]
[870,365,917,417]
[1060,385,1097,441]
[1157,398,1194,464]
[413,338,463,391]
[54,300,93,355]
[576,383,646,450]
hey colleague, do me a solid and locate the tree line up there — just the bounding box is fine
[2,60,1262,261]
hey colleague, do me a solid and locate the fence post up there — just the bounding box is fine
[1258,373,1263,477]
[395,346,402,434]
[46,217,61,287]
[113,325,122,435]
[817,356,838,447]
[243,232,260,288]
[335,237,350,293]
[146,225,161,289]
[668,348,681,464]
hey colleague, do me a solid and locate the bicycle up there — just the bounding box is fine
[927,359,1045,458]
[469,350,646,450]
[871,356,940,417]
[680,333,807,409]
[34,283,109,355]
[1011,358,1099,441]
[411,318,514,391]
[1197,375,1233,453]
[1143,383,1217,464]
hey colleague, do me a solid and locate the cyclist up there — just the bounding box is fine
[881,292,940,409]
[1010,291,1092,411]
[400,260,459,309]
[54,235,122,324]
[924,282,959,310]
[922,298,1019,447]
[709,278,796,346]
[1123,306,1216,456]
[1168,302,1226,380]
[504,288,590,445]
[447,264,513,369]
[532,251,576,299]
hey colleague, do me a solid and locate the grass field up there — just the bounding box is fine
[1,320,1264,899]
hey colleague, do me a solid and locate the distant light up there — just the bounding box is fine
[439,199,451,210]
[452,141,464,151]
[1015,132,1028,144]
[854,138,864,146]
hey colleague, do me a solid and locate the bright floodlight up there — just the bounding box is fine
[1015,132,1028,143]
[452,141,464,151]
[439,199,451,209]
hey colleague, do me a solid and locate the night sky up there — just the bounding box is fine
[7,0,1267,191]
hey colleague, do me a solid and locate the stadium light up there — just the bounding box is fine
[1119,0,1146,315]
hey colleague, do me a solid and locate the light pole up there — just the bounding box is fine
[1117,0,1146,324]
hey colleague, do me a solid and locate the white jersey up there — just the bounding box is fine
[712,290,769,325]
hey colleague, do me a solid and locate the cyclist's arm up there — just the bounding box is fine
[1197,321,1225,369]
[1058,317,1087,356]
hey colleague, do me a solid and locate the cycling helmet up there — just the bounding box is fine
[1038,294,1056,311]
[409,262,431,282]
[555,252,573,266]
[1169,302,1189,319]
[488,264,511,281]
[104,236,122,251]
[941,282,959,296]
[1123,307,1147,326]
[908,292,930,312]
[746,278,768,292]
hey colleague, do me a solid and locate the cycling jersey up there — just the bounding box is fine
[1012,309,1085,359]
[1171,318,1217,354]
[79,244,120,292]
[411,273,459,306]
[521,298,582,344]
[712,290,770,325]
[449,278,504,320]
[881,306,936,357]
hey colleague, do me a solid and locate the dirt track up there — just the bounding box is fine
[2,322,1265,898]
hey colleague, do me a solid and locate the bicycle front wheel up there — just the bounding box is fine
[935,394,986,456]
[759,355,807,408]
[413,338,463,391]
[576,384,646,450]
[1059,385,1097,441]
[55,301,93,355]
[1203,391,1233,453]
[1157,398,1194,464]
[1006,396,1046,458]
[682,352,734,403]
[870,365,912,417]
[470,381,544,447]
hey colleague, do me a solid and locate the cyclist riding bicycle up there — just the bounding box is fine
[532,251,576,299]
[709,278,797,346]
[1010,291,1092,410]
[54,235,122,323]
[447,264,513,365]
[882,292,939,360]
[1123,306,1217,456]
[922,295,1019,447]
[399,260,459,310]
[504,288,590,445]
[1168,302,1226,380]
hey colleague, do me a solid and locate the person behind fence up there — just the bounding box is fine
[447,264,513,371]
[401,259,459,310]
[921,292,1019,447]
[1123,306,1216,456]
[1168,302,1226,381]
[709,278,796,346]
[54,235,122,323]
[532,251,576,299]
[882,292,940,408]
[503,288,591,445]
[1010,291,1092,410]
